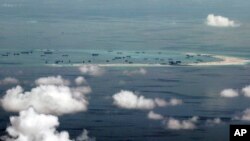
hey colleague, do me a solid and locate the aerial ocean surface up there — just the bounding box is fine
[0,0,250,141]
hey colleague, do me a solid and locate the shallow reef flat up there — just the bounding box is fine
[0,50,249,67]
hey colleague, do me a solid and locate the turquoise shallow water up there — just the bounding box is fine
[0,49,221,66]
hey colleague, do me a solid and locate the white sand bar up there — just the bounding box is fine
[188,54,250,66]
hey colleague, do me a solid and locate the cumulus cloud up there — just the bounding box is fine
[164,116,198,130]
[113,90,155,110]
[147,111,164,120]
[155,98,182,107]
[79,65,104,76]
[75,76,87,85]
[0,85,91,115]
[162,116,223,130]
[234,108,250,121]
[206,118,222,125]
[72,86,92,97]
[123,68,147,76]
[0,108,95,141]
[0,77,19,85]
[242,85,250,97]
[76,130,96,141]
[112,90,181,110]
[206,14,237,27]
[154,98,167,107]
[220,89,239,98]
[35,76,70,86]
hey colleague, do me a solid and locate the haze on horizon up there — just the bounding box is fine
[0,0,250,57]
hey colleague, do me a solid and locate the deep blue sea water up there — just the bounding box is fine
[1,65,250,141]
[1,0,250,140]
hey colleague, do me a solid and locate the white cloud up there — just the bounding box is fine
[35,76,70,86]
[154,98,167,107]
[155,98,182,107]
[0,108,95,141]
[147,111,164,120]
[72,86,92,98]
[0,85,91,115]
[163,116,222,130]
[206,14,237,27]
[164,116,198,130]
[123,68,147,76]
[220,89,239,98]
[76,130,96,141]
[79,65,104,76]
[168,98,183,106]
[234,108,250,121]
[0,77,19,85]
[112,90,181,110]
[206,118,222,125]
[242,85,250,97]
[112,90,155,110]
[75,76,87,85]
